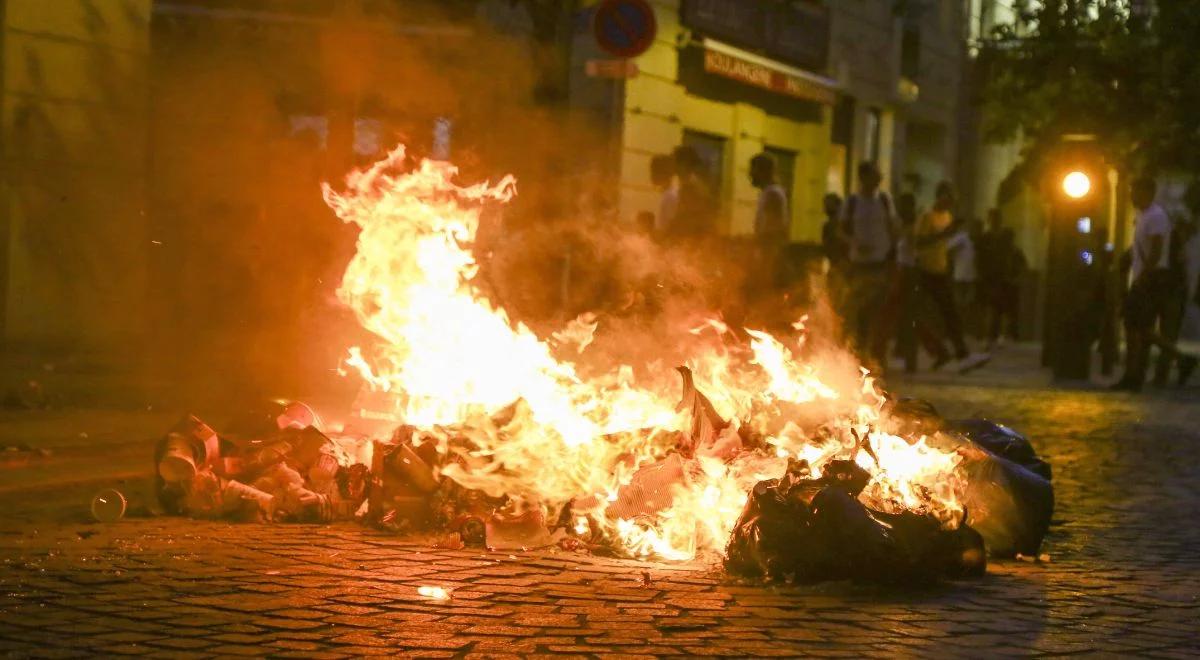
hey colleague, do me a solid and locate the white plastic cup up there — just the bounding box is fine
[91,489,127,523]
[158,434,198,482]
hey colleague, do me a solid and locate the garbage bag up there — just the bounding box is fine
[936,420,1053,557]
[956,446,1053,557]
[948,419,1052,480]
[724,461,986,584]
[723,476,813,580]
[808,489,985,584]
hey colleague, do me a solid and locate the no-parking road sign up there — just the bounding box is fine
[592,0,657,59]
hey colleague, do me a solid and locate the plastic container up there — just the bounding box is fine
[158,434,198,482]
[90,489,127,523]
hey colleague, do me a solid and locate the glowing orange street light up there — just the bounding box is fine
[1062,171,1091,199]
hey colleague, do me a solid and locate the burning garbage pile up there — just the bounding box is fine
[150,145,1053,584]
[154,403,371,523]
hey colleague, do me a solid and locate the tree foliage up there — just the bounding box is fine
[979,0,1200,176]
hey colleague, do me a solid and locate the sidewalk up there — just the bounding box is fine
[889,340,1200,393]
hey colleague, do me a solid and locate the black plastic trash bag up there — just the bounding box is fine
[885,404,1055,559]
[934,420,1053,558]
[955,444,1053,557]
[948,418,1051,481]
[724,460,986,584]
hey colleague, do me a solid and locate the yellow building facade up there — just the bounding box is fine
[0,0,152,352]
[613,0,834,243]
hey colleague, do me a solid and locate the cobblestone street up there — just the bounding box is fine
[1,362,1198,658]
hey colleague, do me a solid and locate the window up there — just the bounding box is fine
[763,147,796,203]
[682,130,727,195]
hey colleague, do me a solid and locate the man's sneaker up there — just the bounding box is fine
[957,352,992,374]
[1179,356,1198,387]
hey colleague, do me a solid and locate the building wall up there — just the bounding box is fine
[0,0,152,353]
[830,0,968,210]
[616,0,832,243]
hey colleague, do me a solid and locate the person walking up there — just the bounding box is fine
[750,153,789,246]
[821,193,847,308]
[1113,177,1199,391]
[1152,211,1195,386]
[670,145,718,239]
[983,227,1026,349]
[747,152,790,316]
[839,162,898,365]
[913,181,990,372]
[821,193,847,266]
[649,153,678,235]
[871,192,950,373]
[947,220,979,337]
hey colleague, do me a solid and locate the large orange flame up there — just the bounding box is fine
[323,146,964,560]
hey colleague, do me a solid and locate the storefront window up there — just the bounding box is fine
[764,147,796,202]
[682,130,727,195]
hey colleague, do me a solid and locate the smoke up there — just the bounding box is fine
[140,1,851,414]
[140,2,607,408]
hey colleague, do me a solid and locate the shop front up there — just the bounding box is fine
[617,0,837,243]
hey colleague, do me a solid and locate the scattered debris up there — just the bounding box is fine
[153,403,370,523]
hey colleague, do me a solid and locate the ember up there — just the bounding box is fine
[151,145,1054,584]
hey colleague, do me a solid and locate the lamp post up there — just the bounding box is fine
[1043,162,1107,381]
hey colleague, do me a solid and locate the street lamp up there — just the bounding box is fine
[1044,163,1103,380]
[1062,171,1091,199]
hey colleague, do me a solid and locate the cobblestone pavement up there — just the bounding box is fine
[1,376,1198,657]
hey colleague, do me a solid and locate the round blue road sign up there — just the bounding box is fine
[592,0,657,59]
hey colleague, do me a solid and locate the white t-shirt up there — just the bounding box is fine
[656,186,679,234]
[1131,203,1171,280]
[895,232,916,267]
[947,230,976,282]
[754,184,789,240]
[840,192,896,264]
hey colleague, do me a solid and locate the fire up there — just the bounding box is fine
[322,145,965,560]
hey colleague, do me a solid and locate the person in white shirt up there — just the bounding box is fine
[750,153,789,245]
[744,152,792,300]
[839,162,898,365]
[649,154,678,235]
[1113,177,1198,391]
[947,224,978,327]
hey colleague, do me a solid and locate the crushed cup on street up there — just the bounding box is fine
[91,489,127,523]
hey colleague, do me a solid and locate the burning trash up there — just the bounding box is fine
[724,458,986,583]
[150,145,1054,585]
[153,404,371,524]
